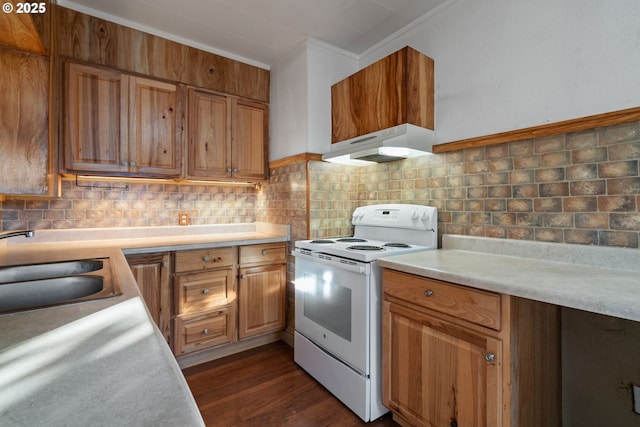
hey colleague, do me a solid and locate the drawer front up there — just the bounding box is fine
[173,307,235,356]
[175,247,236,272]
[383,269,501,330]
[175,269,235,314]
[239,243,286,266]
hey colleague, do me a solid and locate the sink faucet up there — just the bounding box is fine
[0,230,35,240]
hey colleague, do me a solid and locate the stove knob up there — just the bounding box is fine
[411,210,419,221]
[421,211,430,223]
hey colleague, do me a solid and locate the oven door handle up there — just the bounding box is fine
[293,250,370,275]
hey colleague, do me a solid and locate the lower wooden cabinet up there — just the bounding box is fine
[128,243,287,360]
[174,306,236,355]
[238,243,287,340]
[238,263,286,339]
[127,253,172,343]
[382,269,561,427]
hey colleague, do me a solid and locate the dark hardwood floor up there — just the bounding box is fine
[182,341,400,427]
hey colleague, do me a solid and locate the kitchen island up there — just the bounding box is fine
[0,223,289,426]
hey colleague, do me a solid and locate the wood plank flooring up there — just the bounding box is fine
[183,341,400,427]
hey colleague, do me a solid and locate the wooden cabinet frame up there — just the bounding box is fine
[382,269,561,427]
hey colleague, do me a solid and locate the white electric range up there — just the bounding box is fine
[293,204,438,422]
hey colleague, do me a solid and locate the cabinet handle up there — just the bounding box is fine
[424,290,433,297]
[162,261,169,268]
[203,256,210,262]
[240,274,247,279]
[202,328,209,335]
[121,161,128,166]
[233,168,238,173]
[485,353,496,363]
[202,289,209,295]
[262,249,268,256]
[227,168,232,173]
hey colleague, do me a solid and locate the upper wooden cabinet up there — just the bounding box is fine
[0,1,59,198]
[331,46,434,144]
[187,88,268,181]
[63,62,183,177]
[0,48,52,196]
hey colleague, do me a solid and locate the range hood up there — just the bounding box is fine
[322,124,436,164]
[325,46,436,165]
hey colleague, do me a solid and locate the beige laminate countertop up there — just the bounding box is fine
[0,223,289,427]
[377,235,640,323]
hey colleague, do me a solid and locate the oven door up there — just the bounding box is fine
[293,250,370,375]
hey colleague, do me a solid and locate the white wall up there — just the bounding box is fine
[271,0,640,158]
[360,0,640,144]
[270,38,356,161]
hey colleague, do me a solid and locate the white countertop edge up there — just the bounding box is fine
[6,222,290,245]
[442,234,640,272]
[377,235,640,323]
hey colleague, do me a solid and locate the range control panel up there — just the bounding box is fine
[351,204,437,230]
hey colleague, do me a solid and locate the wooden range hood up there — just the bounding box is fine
[325,46,435,164]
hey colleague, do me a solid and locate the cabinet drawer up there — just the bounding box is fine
[239,243,286,266]
[173,307,235,356]
[383,269,501,330]
[175,269,235,315]
[175,247,236,272]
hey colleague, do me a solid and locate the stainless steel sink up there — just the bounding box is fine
[0,259,104,284]
[0,258,121,314]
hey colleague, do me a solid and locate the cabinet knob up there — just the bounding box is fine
[227,168,232,173]
[262,250,268,256]
[202,328,209,335]
[424,290,433,297]
[485,353,496,363]
[203,256,210,262]
[202,289,209,295]
[121,161,128,166]
[232,168,238,173]
[162,261,169,268]
[130,161,136,167]
[241,274,247,279]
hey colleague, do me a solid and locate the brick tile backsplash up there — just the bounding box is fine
[302,120,640,248]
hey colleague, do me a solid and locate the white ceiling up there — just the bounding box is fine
[58,0,447,68]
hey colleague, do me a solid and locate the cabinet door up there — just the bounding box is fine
[383,302,502,427]
[232,98,268,180]
[129,76,182,176]
[64,62,129,173]
[187,88,231,179]
[0,48,53,196]
[127,253,172,343]
[238,264,285,340]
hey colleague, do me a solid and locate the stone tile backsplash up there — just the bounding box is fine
[1,180,256,229]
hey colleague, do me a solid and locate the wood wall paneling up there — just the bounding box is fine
[0,0,47,54]
[54,5,269,103]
